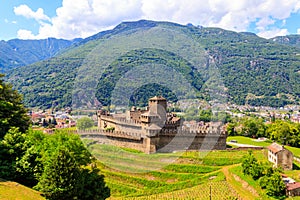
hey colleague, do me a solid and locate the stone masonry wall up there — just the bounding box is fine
[78,129,227,154]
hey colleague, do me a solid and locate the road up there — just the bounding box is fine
[227,142,260,148]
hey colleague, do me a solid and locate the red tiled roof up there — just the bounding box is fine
[287,182,300,191]
[267,143,283,154]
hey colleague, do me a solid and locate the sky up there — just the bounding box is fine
[1,0,300,41]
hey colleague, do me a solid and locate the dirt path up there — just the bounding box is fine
[222,164,260,200]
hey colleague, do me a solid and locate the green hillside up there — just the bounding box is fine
[0,38,81,72]
[87,143,269,199]
[0,179,44,200]
[6,20,300,109]
[271,35,300,49]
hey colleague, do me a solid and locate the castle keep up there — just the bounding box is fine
[84,96,227,153]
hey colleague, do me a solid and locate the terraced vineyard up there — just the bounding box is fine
[111,181,240,200]
[84,142,268,199]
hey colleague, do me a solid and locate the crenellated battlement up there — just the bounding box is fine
[93,96,228,153]
[158,128,227,136]
[100,115,142,126]
[78,129,142,140]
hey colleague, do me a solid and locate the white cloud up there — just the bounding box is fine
[14,0,300,39]
[257,28,289,39]
[256,17,275,31]
[14,4,50,22]
[17,29,36,39]
[4,19,17,24]
[297,28,300,34]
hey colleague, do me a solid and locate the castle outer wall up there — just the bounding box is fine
[93,96,227,153]
[79,129,227,154]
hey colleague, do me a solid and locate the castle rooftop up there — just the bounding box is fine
[149,96,166,101]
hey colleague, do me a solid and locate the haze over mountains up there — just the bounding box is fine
[0,38,82,72]
[3,20,300,109]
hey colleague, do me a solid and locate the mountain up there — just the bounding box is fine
[271,35,300,49]
[0,38,82,72]
[6,20,300,109]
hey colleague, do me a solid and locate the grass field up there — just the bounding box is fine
[227,136,300,157]
[0,179,44,200]
[227,136,272,147]
[285,146,300,158]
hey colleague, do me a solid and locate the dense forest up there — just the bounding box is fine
[5,20,300,109]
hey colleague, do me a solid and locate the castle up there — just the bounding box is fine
[87,96,227,153]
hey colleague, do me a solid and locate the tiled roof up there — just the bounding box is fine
[287,182,300,191]
[141,111,159,117]
[146,123,162,130]
[149,96,166,101]
[267,143,283,154]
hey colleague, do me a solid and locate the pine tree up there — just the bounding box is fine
[35,147,80,200]
[0,74,30,138]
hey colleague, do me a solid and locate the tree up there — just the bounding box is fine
[0,127,28,180]
[34,142,110,200]
[258,175,269,189]
[241,151,257,175]
[0,74,30,138]
[241,117,266,137]
[76,117,94,130]
[249,163,264,180]
[1,127,110,199]
[198,109,212,122]
[35,147,81,200]
[77,167,110,200]
[226,122,237,136]
[265,172,286,197]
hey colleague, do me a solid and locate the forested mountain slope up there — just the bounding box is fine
[6,20,300,109]
[271,35,300,49]
[0,38,81,71]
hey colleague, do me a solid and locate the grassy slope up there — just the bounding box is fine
[86,143,268,199]
[227,136,300,157]
[227,136,272,147]
[2,140,297,199]
[222,164,259,200]
[0,179,44,200]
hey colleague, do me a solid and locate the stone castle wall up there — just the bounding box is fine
[78,129,227,154]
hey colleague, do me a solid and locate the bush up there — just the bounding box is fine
[258,176,269,189]
[265,172,286,197]
[77,117,94,130]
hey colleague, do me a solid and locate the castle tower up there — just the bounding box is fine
[148,96,167,114]
[140,96,167,133]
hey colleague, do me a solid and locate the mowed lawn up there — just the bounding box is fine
[227,136,272,147]
[227,136,300,157]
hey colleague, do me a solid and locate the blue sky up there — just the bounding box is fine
[0,0,61,40]
[1,0,300,41]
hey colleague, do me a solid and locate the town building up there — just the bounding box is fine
[267,143,293,170]
[286,182,300,196]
